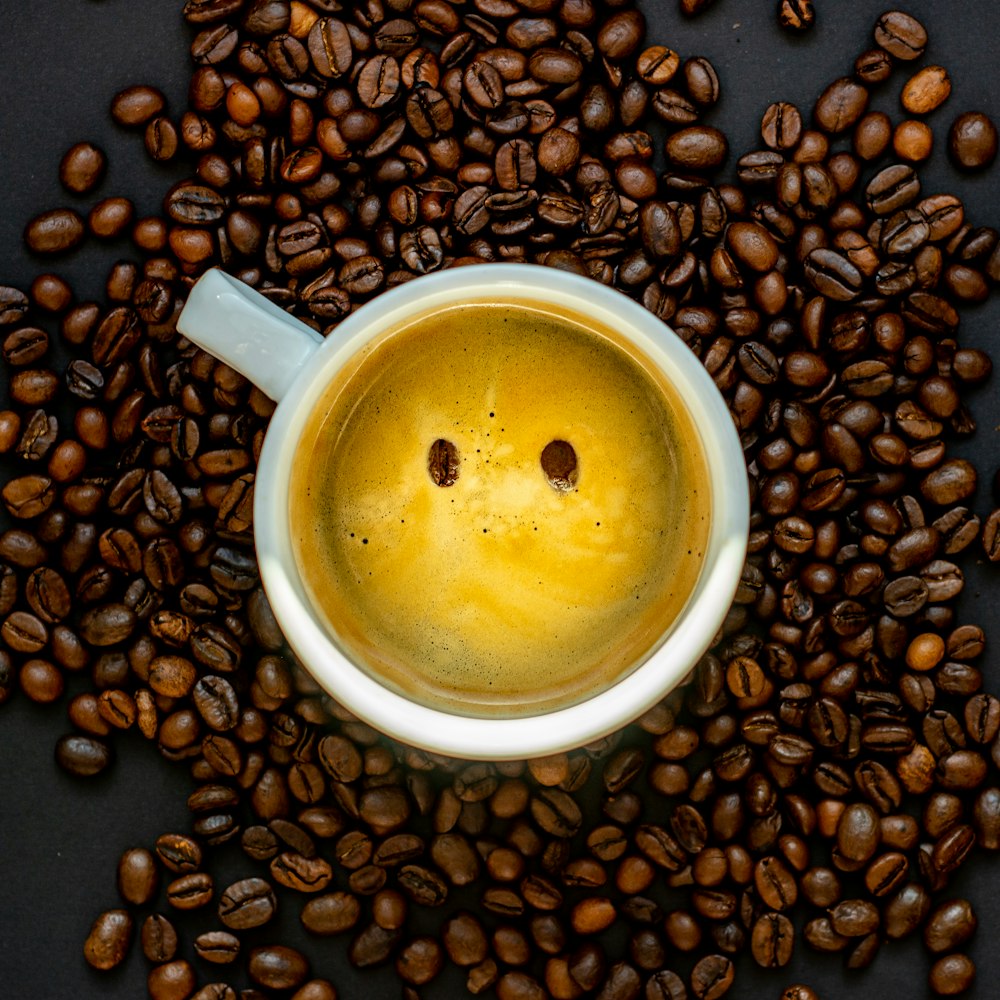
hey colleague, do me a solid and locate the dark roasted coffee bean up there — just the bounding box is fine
[874,11,927,60]
[142,914,178,964]
[596,10,645,61]
[25,209,85,254]
[803,248,862,300]
[112,84,166,125]
[646,969,688,1000]
[652,89,699,126]
[924,899,977,954]
[665,127,728,171]
[761,102,802,151]
[349,922,402,968]
[779,0,813,32]
[166,871,213,910]
[689,954,734,999]
[751,912,793,967]
[248,944,310,991]
[301,891,361,936]
[929,954,976,996]
[193,930,240,965]
[118,847,159,905]
[271,852,333,893]
[83,909,132,970]
[218,877,277,928]
[308,18,353,78]
[949,112,998,170]
[60,141,106,193]
[56,733,113,776]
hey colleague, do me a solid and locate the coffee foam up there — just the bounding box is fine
[291,300,710,718]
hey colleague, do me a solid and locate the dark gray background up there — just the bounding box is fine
[1,1,1000,997]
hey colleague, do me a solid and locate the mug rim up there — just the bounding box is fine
[254,263,749,759]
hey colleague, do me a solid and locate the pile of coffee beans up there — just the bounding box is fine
[4,3,1000,998]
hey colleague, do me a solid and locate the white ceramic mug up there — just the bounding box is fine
[177,264,749,759]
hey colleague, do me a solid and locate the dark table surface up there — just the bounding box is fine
[2,1,1000,998]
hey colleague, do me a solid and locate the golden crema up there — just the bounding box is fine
[290,299,711,718]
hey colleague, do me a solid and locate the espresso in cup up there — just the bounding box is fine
[289,297,711,718]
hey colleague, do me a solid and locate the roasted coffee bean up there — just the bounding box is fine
[874,11,927,60]
[814,78,869,134]
[596,9,645,61]
[349,923,402,968]
[754,856,797,910]
[193,930,240,965]
[271,852,334,892]
[83,909,132,970]
[690,954,734,999]
[751,912,794,967]
[901,65,951,115]
[25,209,85,254]
[155,833,202,874]
[56,733,113,776]
[60,141,106,193]
[950,112,998,170]
[924,899,977,954]
[166,871,214,910]
[218,877,277,928]
[665,127,728,171]
[248,944,310,990]
[118,847,159,905]
[301,891,362,936]
[804,248,862,300]
[142,914,179,964]
[776,0,813,31]
[928,954,975,996]
[867,164,920,215]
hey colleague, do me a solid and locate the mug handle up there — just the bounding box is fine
[176,268,325,401]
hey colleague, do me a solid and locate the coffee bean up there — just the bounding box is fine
[142,914,179,964]
[902,66,951,115]
[83,909,132,970]
[147,959,196,1000]
[166,871,213,909]
[753,855,797,910]
[56,733,113,776]
[814,78,869,134]
[949,111,998,169]
[751,912,794,967]
[112,84,166,125]
[779,0,814,32]
[924,899,977,953]
[596,10,645,61]
[761,102,802,151]
[271,851,333,892]
[921,460,976,506]
[118,847,159,905]
[665,127,728,171]
[690,954,734,999]
[875,11,927,58]
[24,209,85,254]
[349,922,402,968]
[156,832,202,873]
[929,954,975,996]
[218,877,277,928]
[194,930,240,964]
[646,970,688,1000]
[301,891,361,935]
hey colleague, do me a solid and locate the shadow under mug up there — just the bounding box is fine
[177,264,749,760]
